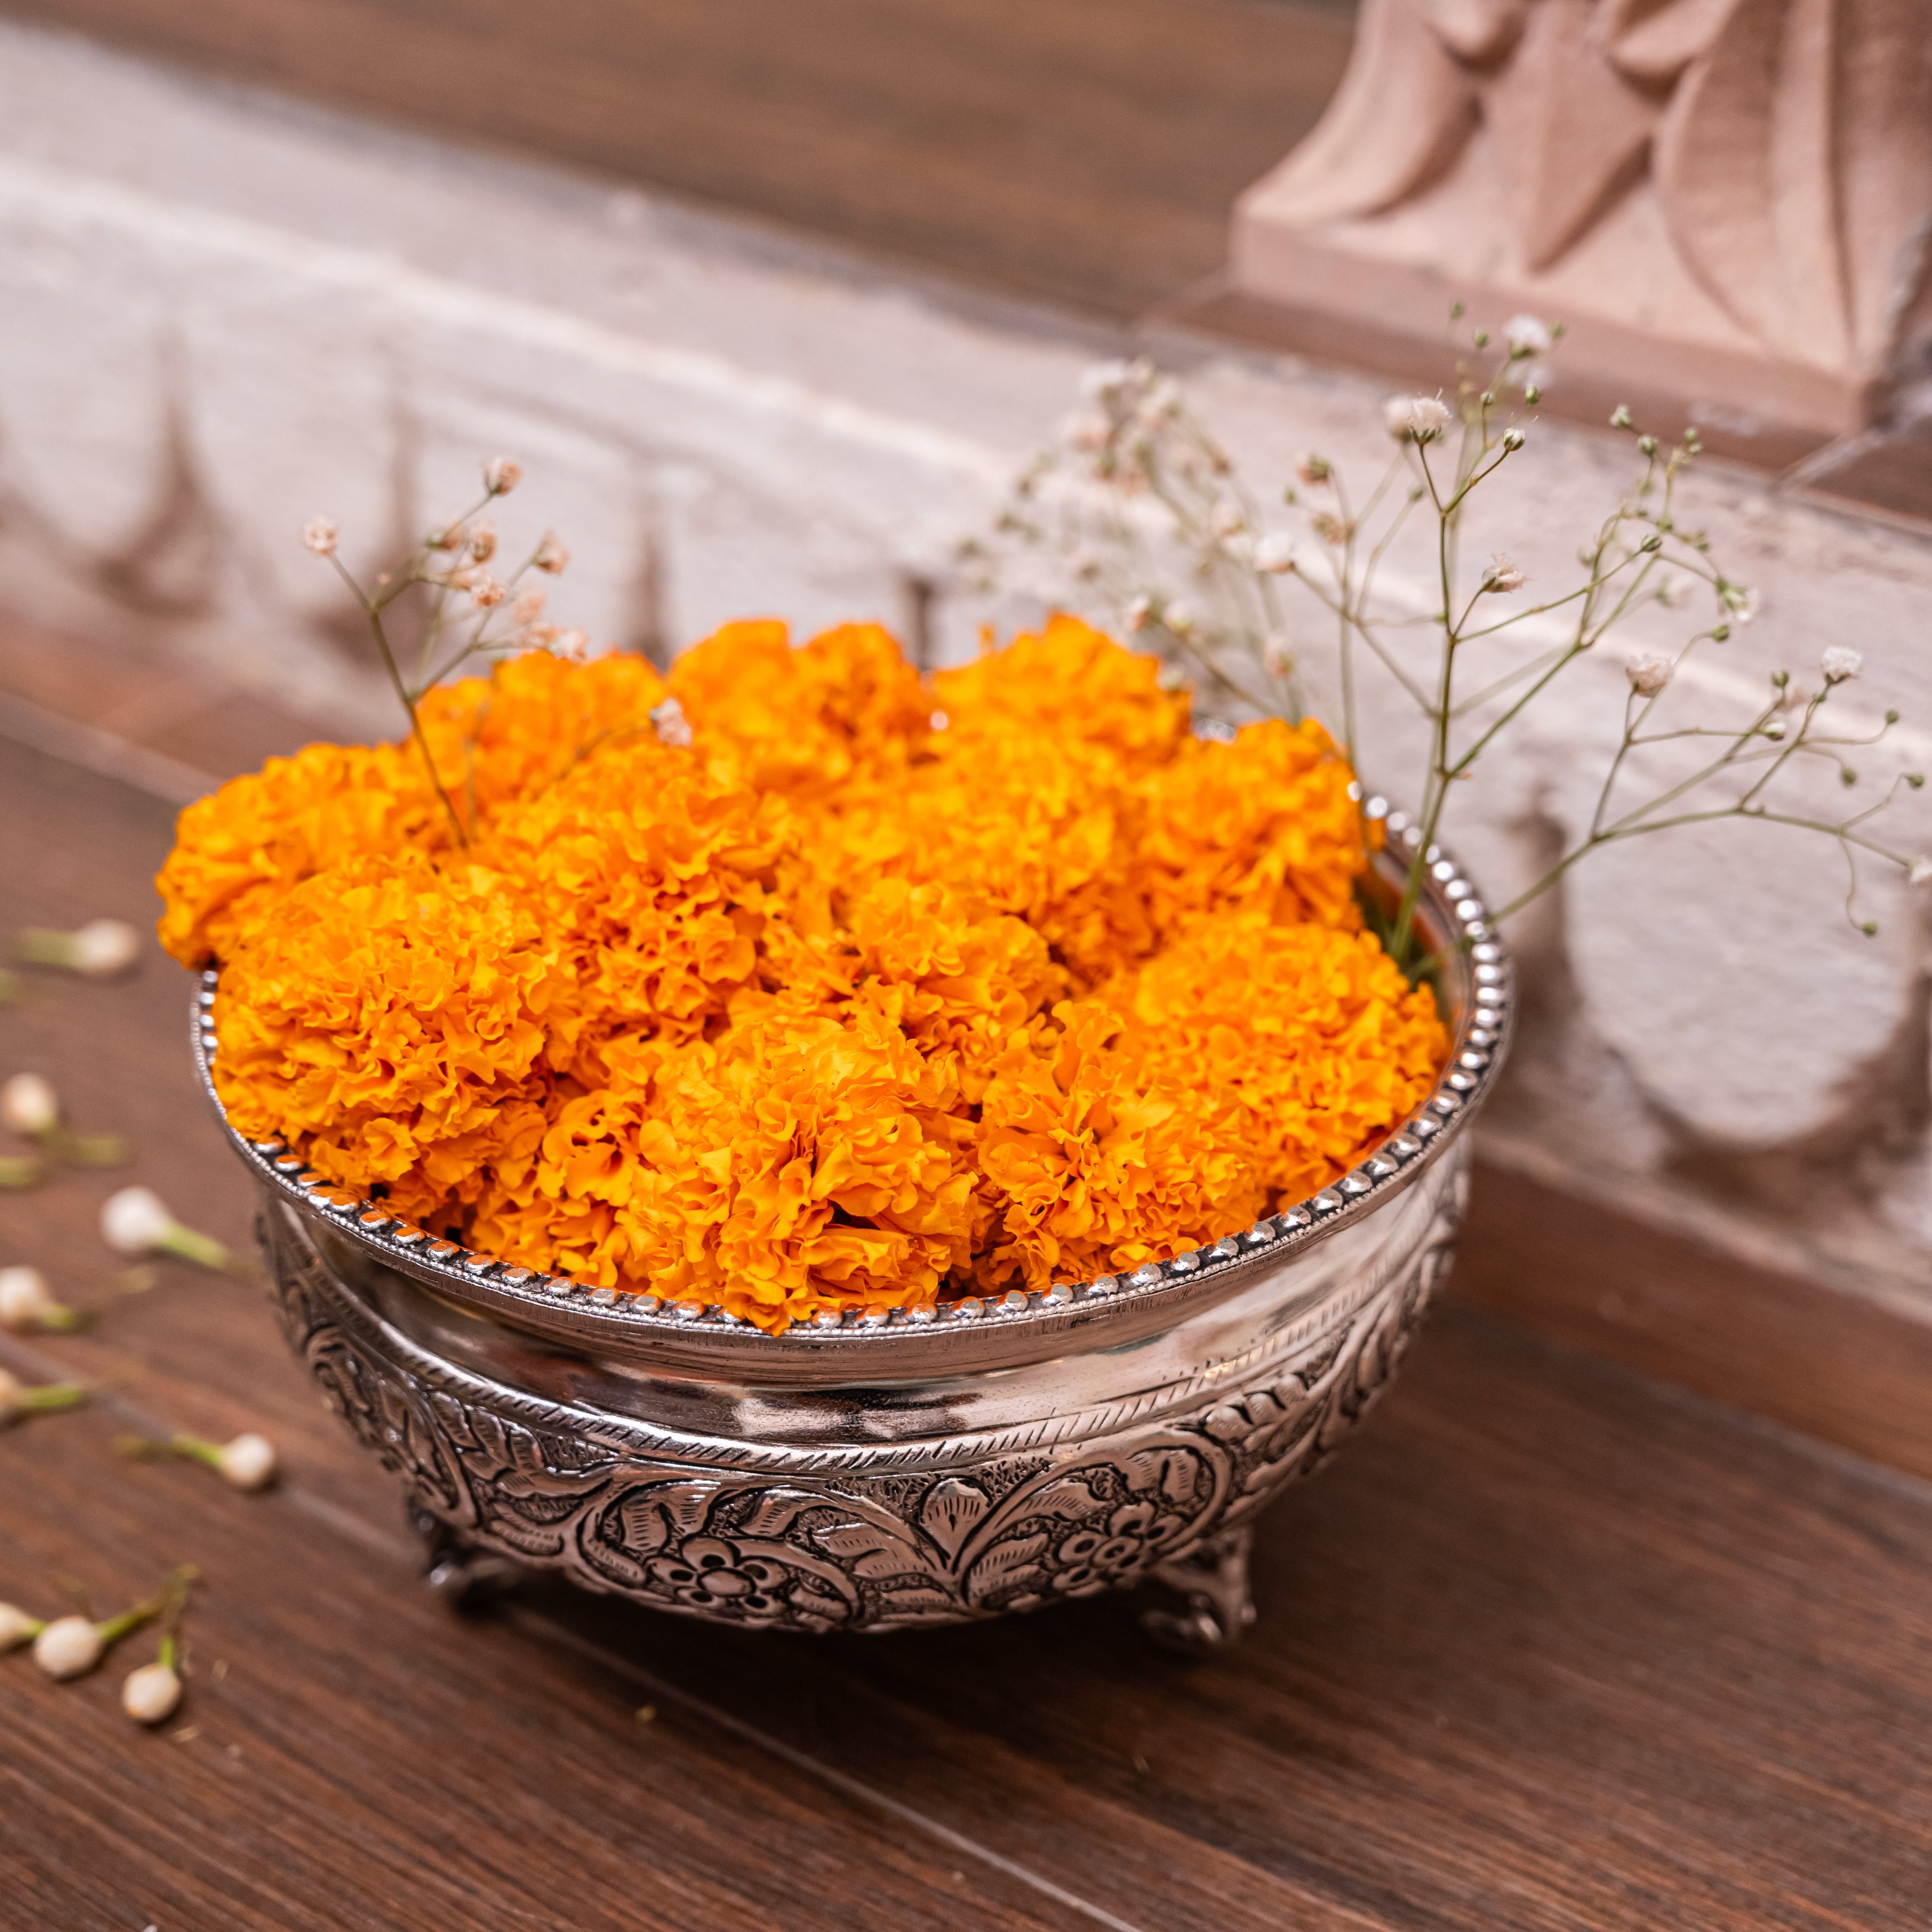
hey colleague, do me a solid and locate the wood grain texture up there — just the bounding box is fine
[6,732,1932,1928]
[1456,1162,1932,1488]
[0,0,1353,316]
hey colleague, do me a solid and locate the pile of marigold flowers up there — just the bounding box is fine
[157,617,1447,1332]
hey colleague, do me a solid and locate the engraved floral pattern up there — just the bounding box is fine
[264,1158,1462,1631]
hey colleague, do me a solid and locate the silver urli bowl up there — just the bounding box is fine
[197,804,1509,1646]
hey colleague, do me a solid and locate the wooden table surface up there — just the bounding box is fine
[5,731,1932,1932]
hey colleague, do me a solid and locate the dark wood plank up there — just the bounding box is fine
[8,730,1932,1929]
[0,0,1354,317]
[1455,1161,1932,1488]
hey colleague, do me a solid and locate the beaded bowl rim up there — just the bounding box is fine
[194,801,1510,1362]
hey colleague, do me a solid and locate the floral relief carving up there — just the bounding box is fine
[264,1172,1461,1632]
[1238,0,1932,411]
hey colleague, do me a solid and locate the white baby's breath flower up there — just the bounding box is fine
[1910,857,1932,888]
[648,697,693,750]
[1504,313,1552,357]
[122,1661,183,1726]
[2,1072,56,1137]
[301,517,339,558]
[1124,595,1153,633]
[1253,533,1297,575]
[1261,633,1295,678]
[510,587,547,626]
[1821,647,1863,684]
[1062,411,1112,454]
[533,531,571,574]
[1134,377,1182,428]
[34,1614,102,1680]
[1482,558,1526,594]
[1626,652,1673,699]
[1163,598,1196,638]
[483,456,522,495]
[1079,358,1135,403]
[1718,580,1758,624]
[466,522,497,564]
[1385,394,1453,442]
[469,577,507,610]
[0,1602,41,1650]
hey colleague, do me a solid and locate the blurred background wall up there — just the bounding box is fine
[0,2,1929,1309]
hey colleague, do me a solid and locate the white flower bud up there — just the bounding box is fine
[533,531,571,574]
[217,1432,278,1492]
[1504,313,1552,357]
[1384,394,1453,442]
[1821,647,1863,684]
[1163,599,1196,638]
[1482,558,1526,594]
[649,697,693,750]
[33,1614,102,1680]
[0,1602,42,1650]
[466,522,497,563]
[1261,633,1295,678]
[0,1266,59,1330]
[101,1186,174,1256]
[483,456,523,494]
[122,1660,184,1726]
[76,920,140,978]
[19,921,141,979]
[1909,857,1932,888]
[1626,652,1673,699]
[302,517,339,558]
[470,577,507,610]
[1124,595,1152,633]
[1079,358,1135,403]
[1,1072,57,1136]
[1253,533,1297,575]
[1062,410,1112,454]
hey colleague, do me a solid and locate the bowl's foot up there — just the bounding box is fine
[410,1505,527,1611]
[1139,1525,1258,1652]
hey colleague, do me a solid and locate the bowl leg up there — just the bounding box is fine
[409,1502,527,1611]
[1138,1525,1257,1652]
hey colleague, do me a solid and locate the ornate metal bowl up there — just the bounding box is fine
[198,806,1509,1644]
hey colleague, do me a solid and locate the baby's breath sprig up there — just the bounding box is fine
[974,325,1926,978]
[303,458,578,847]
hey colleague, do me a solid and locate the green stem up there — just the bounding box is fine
[20,1383,88,1414]
[157,1224,239,1275]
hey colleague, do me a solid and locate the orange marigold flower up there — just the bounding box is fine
[210,853,573,1205]
[164,625,1449,1328]
[1131,716,1367,940]
[934,613,1190,776]
[156,741,448,968]
[1118,913,1448,1204]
